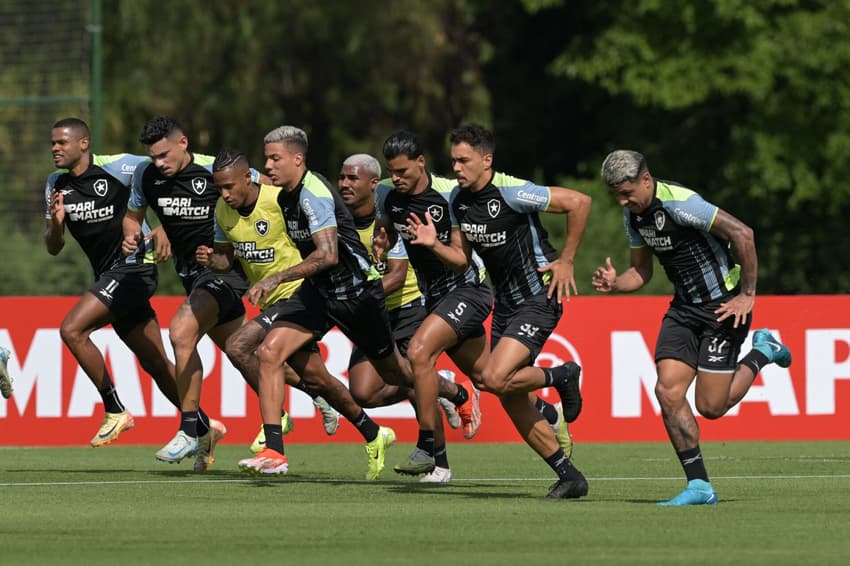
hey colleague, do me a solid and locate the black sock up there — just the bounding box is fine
[196,408,210,436]
[544,448,582,481]
[416,430,435,456]
[450,383,468,407]
[99,385,124,414]
[263,423,284,453]
[352,410,379,443]
[535,397,559,425]
[542,364,577,390]
[434,444,449,468]
[179,411,198,437]
[677,446,709,482]
[739,350,770,377]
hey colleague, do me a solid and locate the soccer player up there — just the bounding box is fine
[44,117,179,447]
[203,144,399,479]
[122,116,241,470]
[593,149,792,506]
[410,123,590,499]
[339,153,465,483]
[375,131,488,477]
[0,346,12,399]
[123,117,336,470]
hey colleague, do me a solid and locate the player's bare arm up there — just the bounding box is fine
[372,220,393,260]
[540,186,592,300]
[121,208,146,256]
[407,212,470,272]
[197,242,234,272]
[246,226,339,305]
[147,225,172,262]
[710,208,757,326]
[44,189,66,255]
[593,247,653,293]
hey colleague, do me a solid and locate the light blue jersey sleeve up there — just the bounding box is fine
[302,183,337,234]
[495,173,551,213]
[128,160,154,211]
[662,193,719,232]
[96,154,148,189]
[446,186,460,227]
[386,233,408,260]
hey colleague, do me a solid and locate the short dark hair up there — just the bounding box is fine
[449,123,495,155]
[213,148,249,173]
[53,117,90,138]
[382,130,424,160]
[139,116,182,145]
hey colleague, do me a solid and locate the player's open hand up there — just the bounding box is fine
[247,277,278,306]
[406,211,437,248]
[49,189,65,224]
[538,258,577,301]
[592,257,617,292]
[715,293,754,328]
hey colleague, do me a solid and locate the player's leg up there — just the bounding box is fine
[727,328,792,409]
[482,295,582,422]
[445,333,488,439]
[61,271,157,447]
[153,288,221,464]
[289,349,395,480]
[170,289,220,414]
[391,313,457,475]
[225,316,302,452]
[224,318,267,393]
[347,302,421,408]
[238,322,310,476]
[59,292,117,392]
[348,358,410,408]
[655,358,717,506]
[500,390,588,499]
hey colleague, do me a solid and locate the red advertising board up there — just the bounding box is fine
[1,295,847,446]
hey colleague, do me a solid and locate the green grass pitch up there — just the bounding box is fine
[2,441,849,565]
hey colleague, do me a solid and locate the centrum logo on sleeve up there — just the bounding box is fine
[302,198,319,226]
[516,190,547,204]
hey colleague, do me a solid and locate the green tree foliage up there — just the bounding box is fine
[104,0,490,176]
[2,0,845,297]
[527,0,850,293]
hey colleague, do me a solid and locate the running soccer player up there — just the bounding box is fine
[44,117,179,447]
[122,116,242,470]
[375,130,489,477]
[411,123,590,499]
[339,153,466,483]
[593,149,792,506]
[123,117,336,470]
[205,144,399,479]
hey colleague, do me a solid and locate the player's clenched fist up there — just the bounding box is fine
[196,245,213,266]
